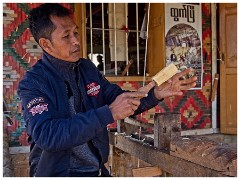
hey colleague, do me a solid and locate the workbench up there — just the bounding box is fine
[108,113,237,177]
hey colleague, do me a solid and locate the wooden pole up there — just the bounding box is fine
[74,4,87,58]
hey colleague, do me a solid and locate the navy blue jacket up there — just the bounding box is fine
[18,53,159,177]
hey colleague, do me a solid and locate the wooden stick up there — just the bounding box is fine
[137,63,178,95]
[211,73,219,101]
[121,60,133,76]
[152,63,178,86]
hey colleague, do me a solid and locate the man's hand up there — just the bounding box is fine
[109,92,147,121]
[153,68,197,100]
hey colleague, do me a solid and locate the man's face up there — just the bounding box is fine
[48,15,81,62]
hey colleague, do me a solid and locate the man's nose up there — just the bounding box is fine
[71,35,80,46]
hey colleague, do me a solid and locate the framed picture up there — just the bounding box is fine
[165,3,203,89]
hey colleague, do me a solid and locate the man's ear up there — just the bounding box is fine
[39,38,53,54]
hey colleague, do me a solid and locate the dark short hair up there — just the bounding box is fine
[28,3,72,43]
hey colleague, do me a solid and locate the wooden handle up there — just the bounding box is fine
[152,63,178,86]
[211,73,219,101]
[121,60,133,76]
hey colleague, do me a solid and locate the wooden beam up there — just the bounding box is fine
[109,133,230,177]
[124,117,153,129]
[170,136,237,176]
[181,128,219,136]
[147,3,165,76]
[74,4,87,58]
[132,166,162,177]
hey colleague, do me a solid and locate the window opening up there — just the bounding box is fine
[86,3,147,76]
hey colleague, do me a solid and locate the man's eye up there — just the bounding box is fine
[74,31,79,35]
[63,34,69,38]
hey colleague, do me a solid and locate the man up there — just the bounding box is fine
[97,55,103,71]
[18,3,197,177]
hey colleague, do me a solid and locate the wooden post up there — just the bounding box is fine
[74,4,87,58]
[154,113,181,152]
[211,73,219,101]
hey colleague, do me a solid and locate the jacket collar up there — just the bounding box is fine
[42,52,81,80]
[44,52,81,69]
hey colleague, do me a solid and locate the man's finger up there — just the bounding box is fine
[179,76,197,85]
[173,68,192,80]
[131,104,139,111]
[138,81,155,93]
[180,82,197,90]
[128,98,141,107]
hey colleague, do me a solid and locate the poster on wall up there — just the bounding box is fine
[165,3,203,89]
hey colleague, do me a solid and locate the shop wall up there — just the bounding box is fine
[3,3,212,148]
[112,4,212,131]
[3,3,73,147]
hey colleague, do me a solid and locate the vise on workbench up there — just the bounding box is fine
[154,113,181,151]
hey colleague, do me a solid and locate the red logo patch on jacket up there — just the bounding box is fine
[86,82,100,97]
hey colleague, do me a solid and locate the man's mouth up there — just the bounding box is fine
[72,49,80,53]
[72,46,80,53]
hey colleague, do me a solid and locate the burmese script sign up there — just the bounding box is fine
[165,3,203,89]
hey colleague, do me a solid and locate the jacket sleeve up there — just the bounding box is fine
[18,78,114,153]
[134,87,163,115]
[95,66,161,115]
